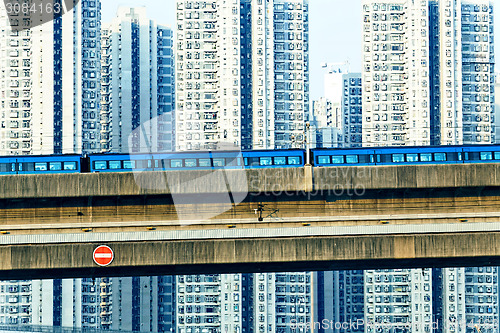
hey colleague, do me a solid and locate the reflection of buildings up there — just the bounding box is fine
[100,7,175,153]
[0,1,102,155]
[362,0,495,146]
[175,0,310,151]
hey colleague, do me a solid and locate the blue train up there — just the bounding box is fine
[1,145,500,175]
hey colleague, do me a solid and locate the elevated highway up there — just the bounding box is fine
[0,163,499,279]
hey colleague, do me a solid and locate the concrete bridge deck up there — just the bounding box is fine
[0,163,499,279]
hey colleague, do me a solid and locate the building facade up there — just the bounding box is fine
[0,0,101,155]
[100,7,175,153]
[175,0,309,151]
[362,0,495,147]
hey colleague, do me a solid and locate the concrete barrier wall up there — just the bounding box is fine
[0,163,499,199]
[0,168,306,199]
[313,164,500,190]
[1,232,500,280]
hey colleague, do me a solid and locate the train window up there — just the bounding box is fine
[288,156,301,165]
[392,154,405,163]
[185,159,197,167]
[170,159,183,168]
[274,157,286,165]
[378,154,392,163]
[494,152,500,160]
[49,162,62,171]
[331,156,344,164]
[407,154,419,162]
[64,162,77,170]
[260,157,273,166]
[136,160,151,169]
[420,153,432,162]
[358,155,371,163]
[213,158,226,167]
[434,153,446,162]
[109,161,122,169]
[246,157,260,166]
[346,155,359,164]
[94,161,107,170]
[123,161,135,169]
[317,156,330,164]
[480,152,493,160]
[199,159,211,167]
[446,153,460,162]
[35,162,48,171]
[468,153,480,161]
[0,163,14,172]
[19,163,35,172]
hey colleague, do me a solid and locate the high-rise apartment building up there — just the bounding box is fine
[495,74,500,142]
[175,0,309,151]
[311,71,362,148]
[0,0,101,155]
[362,0,495,147]
[100,7,175,153]
[175,273,312,333]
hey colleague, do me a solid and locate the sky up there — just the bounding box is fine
[101,0,500,100]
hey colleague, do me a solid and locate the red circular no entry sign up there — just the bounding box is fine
[93,245,114,266]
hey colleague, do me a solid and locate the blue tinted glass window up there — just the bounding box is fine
[35,163,47,171]
[185,159,197,167]
[434,153,446,161]
[49,162,62,171]
[123,161,135,169]
[346,155,359,164]
[288,156,301,165]
[213,158,225,167]
[170,160,183,168]
[420,153,432,162]
[406,154,418,162]
[94,161,106,170]
[480,152,493,160]
[64,162,77,170]
[317,156,330,164]
[260,157,273,166]
[494,152,500,160]
[274,157,286,165]
[331,156,344,164]
[199,159,211,167]
[392,154,404,162]
[109,161,121,169]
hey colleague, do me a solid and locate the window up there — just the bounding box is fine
[49,162,62,171]
[123,161,136,169]
[480,152,493,160]
[317,156,330,164]
[420,153,432,162]
[213,158,225,167]
[170,159,183,168]
[274,157,286,165]
[64,162,78,171]
[185,159,197,167]
[199,159,211,167]
[392,154,405,162]
[346,155,359,164]
[260,157,273,166]
[109,161,121,169]
[288,156,301,165]
[35,162,48,171]
[407,154,419,162]
[434,153,446,162]
[331,156,344,164]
